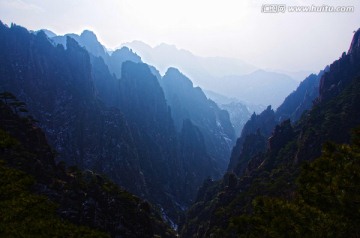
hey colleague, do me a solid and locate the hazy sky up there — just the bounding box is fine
[1,0,359,72]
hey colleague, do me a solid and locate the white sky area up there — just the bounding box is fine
[0,0,359,72]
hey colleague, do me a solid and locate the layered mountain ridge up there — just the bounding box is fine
[2,20,359,238]
[227,68,325,175]
[161,67,235,171]
[181,28,360,237]
[0,21,235,226]
[122,40,300,107]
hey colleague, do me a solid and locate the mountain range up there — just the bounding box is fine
[122,40,306,108]
[0,21,236,227]
[181,28,360,237]
[1,20,359,238]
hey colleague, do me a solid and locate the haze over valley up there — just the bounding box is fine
[0,0,360,237]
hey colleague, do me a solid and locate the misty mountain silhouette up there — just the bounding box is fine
[123,41,298,107]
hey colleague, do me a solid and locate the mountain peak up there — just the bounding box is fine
[348,28,360,55]
[122,40,152,51]
[156,43,177,50]
[38,29,57,38]
[164,67,193,86]
[165,67,182,75]
[80,30,98,42]
[114,46,134,54]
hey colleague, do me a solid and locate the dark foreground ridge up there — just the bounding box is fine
[0,94,176,237]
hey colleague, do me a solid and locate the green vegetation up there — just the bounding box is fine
[0,94,176,238]
[0,125,109,237]
[182,66,360,237]
[0,160,109,238]
[223,129,360,237]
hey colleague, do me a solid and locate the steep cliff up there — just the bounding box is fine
[161,68,235,171]
[0,97,175,238]
[181,28,360,237]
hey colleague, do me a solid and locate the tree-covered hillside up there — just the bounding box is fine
[0,94,176,238]
[181,29,360,237]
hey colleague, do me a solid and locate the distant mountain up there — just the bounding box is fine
[219,102,252,137]
[51,30,108,59]
[204,90,266,137]
[217,70,298,107]
[49,33,298,108]
[204,90,266,114]
[49,30,142,78]
[271,69,314,82]
[203,90,240,105]
[161,68,236,171]
[122,41,257,77]
[37,28,57,38]
[123,41,299,107]
[181,27,360,238]
[109,47,142,78]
